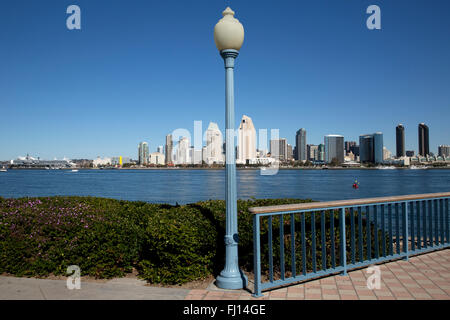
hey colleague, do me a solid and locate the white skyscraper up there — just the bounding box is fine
[204,122,224,165]
[237,115,257,164]
[176,137,190,165]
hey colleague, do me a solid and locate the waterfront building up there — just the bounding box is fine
[237,115,257,164]
[190,148,203,165]
[307,144,319,161]
[270,138,287,161]
[396,124,405,158]
[295,128,307,161]
[406,150,415,157]
[205,122,224,164]
[93,157,111,167]
[439,145,450,158]
[165,134,173,165]
[383,147,392,160]
[344,141,356,155]
[149,152,165,165]
[324,135,344,164]
[350,145,359,157]
[138,142,149,165]
[418,123,429,156]
[359,132,384,164]
[111,157,131,166]
[287,144,293,161]
[176,137,190,165]
[318,144,325,161]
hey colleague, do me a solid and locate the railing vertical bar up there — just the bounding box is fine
[301,213,306,275]
[366,205,371,260]
[403,202,409,259]
[440,199,444,245]
[416,201,421,250]
[381,204,386,257]
[321,210,326,270]
[435,200,439,246]
[340,208,347,275]
[410,201,415,252]
[388,204,393,256]
[374,205,379,259]
[331,210,336,268]
[311,212,317,273]
[428,200,433,247]
[396,203,400,254]
[268,216,273,283]
[350,207,356,264]
[280,214,285,280]
[423,201,427,248]
[358,207,363,262]
[446,198,449,244]
[253,214,262,297]
[290,213,296,277]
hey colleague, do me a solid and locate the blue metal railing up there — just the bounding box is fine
[249,193,450,297]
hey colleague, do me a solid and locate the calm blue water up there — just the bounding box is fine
[0,169,449,204]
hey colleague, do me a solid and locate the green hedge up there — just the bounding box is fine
[0,196,386,285]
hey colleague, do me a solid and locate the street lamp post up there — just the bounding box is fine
[214,7,247,290]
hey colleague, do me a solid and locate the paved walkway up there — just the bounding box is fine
[1,249,449,300]
[185,249,450,300]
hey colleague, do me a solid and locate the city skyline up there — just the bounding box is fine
[2,120,446,162]
[1,1,450,160]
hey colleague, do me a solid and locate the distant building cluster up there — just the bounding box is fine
[3,121,448,169]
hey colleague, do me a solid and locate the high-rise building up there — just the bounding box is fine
[359,132,384,164]
[270,138,287,161]
[438,145,450,158]
[344,141,356,155]
[295,128,307,161]
[324,135,344,164]
[418,123,429,156]
[396,124,405,158]
[204,122,224,164]
[165,134,173,165]
[149,152,165,165]
[350,145,359,157]
[138,142,149,165]
[318,144,325,162]
[383,147,392,160]
[287,144,293,161]
[157,146,164,154]
[307,144,319,161]
[359,135,373,163]
[176,137,190,164]
[373,132,384,164]
[237,115,257,164]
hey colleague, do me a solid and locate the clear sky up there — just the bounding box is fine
[1,0,449,160]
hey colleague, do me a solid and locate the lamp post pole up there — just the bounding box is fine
[214,7,247,290]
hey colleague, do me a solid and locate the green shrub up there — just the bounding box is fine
[0,196,387,285]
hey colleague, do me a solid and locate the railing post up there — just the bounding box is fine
[252,214,263,297]
[340,208,347,275]
[403,202,409,261]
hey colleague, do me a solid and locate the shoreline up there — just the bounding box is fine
[4,166,450,171]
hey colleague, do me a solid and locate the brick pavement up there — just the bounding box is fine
[185,249,450,300]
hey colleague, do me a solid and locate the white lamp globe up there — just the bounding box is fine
[214,7,245,51]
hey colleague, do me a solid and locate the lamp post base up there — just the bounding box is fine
[216,270,248,290]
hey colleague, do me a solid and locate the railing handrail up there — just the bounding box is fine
[248,192,450,214]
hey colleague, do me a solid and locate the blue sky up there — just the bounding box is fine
[0,0,449,160]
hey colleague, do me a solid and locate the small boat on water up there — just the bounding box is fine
[70,169,79,172]
[0,167,7,172]
[410,165,426,170]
